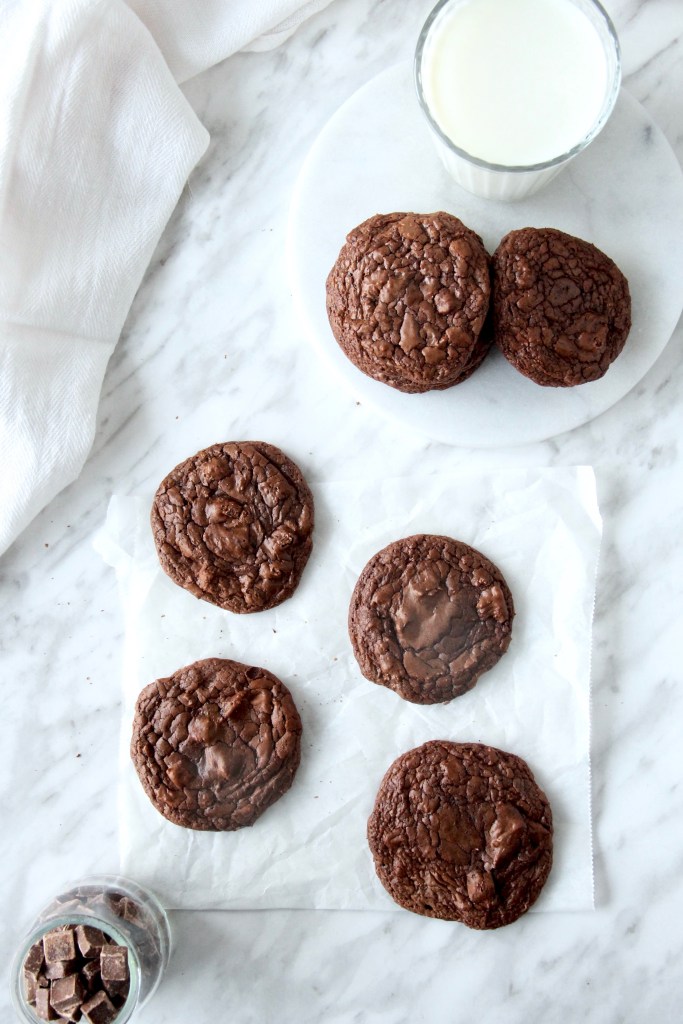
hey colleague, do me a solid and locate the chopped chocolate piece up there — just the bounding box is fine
[50,975,84,1017]
[117,896,144,928]
[43,928,76,964]
[51,899,82,921]
[35,985,58,1020]
[100,945,128,982]
[54,1011,80,1024]
[24,971,38,1004]
[24,941,45,977]
[45,960,78,980]
[75,925,107,959]
[81,990,118,1024]
[103,977,128,1001]
[77,889,108,907]
[81,958,101,990]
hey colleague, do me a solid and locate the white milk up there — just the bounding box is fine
[422,0,609,167]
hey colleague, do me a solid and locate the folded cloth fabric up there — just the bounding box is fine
[0,0,332,558]
[127,0,335,82]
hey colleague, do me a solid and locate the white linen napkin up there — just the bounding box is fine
[127,0,336,82]
[0,0,332,557]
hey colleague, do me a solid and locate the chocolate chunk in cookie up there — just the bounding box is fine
[151,441,314,613]
[131,658,302,831]
[492,227,631,386]
[326,212,491,393]
[349,535,514,704]
[367,741,553,928]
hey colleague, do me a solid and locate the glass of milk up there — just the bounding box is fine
[415,0,621,201]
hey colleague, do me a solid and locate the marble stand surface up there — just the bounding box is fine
[2,1,683,1021]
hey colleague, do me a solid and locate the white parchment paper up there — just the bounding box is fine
[96,466,600,911]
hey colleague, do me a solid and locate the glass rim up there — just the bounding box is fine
[414,0,622,174]
[10,913,142,1024]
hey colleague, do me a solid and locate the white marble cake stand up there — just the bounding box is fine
[288,62,683,447]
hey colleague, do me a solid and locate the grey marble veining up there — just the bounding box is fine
[2,0,683,1021]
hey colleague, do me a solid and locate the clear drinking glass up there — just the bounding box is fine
[415,0,621,201]
[10,876,171,1024]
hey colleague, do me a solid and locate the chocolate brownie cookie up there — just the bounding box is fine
[367,741,553,928]
[349,535,514,704]
[326,212,491,393]
[151,441,314,613]
[492,227,631,386]
[131,658,302,831]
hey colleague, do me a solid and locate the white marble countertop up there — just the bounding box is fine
[2,0,683,1020]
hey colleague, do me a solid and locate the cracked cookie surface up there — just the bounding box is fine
[326,212,491,393]
[367,741,553,928]
[492,227,631,386]
[131,658,302,831]
[151,441,314,613]
[349,535,514,704]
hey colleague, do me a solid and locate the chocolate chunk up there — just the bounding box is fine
[99,945,128,983]
[24,972,38,1004]
[103,978,129,1002]
[326,212,491,393]
[24,941,45,977]
[116,896,144,928]
[43,928,76,964]
[75,925,107,959]
[35,986,58,1020]
[367,741,553,928]
[492,227,631,386]
[24,942,45,1003]
[50,975,84,1017]
[44,960,78,980]
[349,534,514,704]
[131,657,302,831]
[81,959,101,991]
[81,990,118,1024]
[151,441,315,614]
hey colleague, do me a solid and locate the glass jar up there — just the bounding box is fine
[10,875,171,1023]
